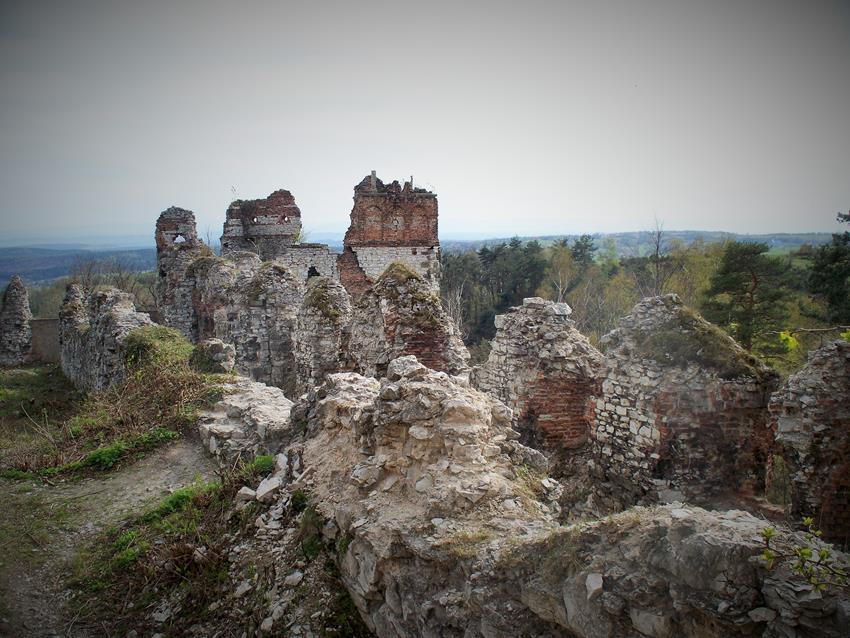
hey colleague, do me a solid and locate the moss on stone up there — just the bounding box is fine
[303,278,342,322]
[186,255,226,278]
[122,325,194,368]
[633,306,765,380]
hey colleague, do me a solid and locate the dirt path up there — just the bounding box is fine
[0,436,218,638]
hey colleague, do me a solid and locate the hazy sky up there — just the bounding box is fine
[1,0,849,243]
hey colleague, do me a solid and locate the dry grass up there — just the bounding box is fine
[1,327,221,478]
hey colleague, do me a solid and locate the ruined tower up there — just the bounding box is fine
[338,172,440,299]
[220,190,303,260]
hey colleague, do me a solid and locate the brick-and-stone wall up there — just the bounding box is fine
[338,173,440,298]
[220,190,302,260]
[592,295,778,503]
[0,275,32,367]
[471,297,603,450]
[348,262,468,378]
[59,285,154,391]
[769,339,850,542]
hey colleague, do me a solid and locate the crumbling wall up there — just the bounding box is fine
[193,254,304,393]
[338,172,440,298]
[155,207,209,341]
[0,275,32,366]
[769,339,850,542]
[348,262,468,378]
[220,190,303,260]
[293,277,352,395]
[592,295,778,503]
[471,297,603,450]
[59,284,154,391]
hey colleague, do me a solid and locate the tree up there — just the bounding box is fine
[809,212,850,324]
[702,242,790,352]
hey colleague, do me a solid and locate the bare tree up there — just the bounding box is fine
[442,280,469,341]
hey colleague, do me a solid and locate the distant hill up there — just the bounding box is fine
[440,231,836,255]
[0,247,156,284]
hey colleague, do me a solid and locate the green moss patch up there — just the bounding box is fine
[123,325,194,368]
[304,279,343,321]
[632,306,765,380]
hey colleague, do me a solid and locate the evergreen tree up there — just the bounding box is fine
[809,212,850,324]
[701,242,790,352]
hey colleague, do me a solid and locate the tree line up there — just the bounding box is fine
[441,214,850,373]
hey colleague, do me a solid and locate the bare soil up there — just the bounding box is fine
[0,436,218,637]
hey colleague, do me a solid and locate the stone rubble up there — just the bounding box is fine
[0,275,32,367]
[196,376,294,464]
[255,355,849,638]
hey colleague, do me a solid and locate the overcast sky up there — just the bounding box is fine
[1,0,849,243]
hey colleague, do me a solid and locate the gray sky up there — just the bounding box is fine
[1,0,849,242]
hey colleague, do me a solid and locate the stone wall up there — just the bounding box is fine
[592,295,778,503]
[471,297,603,450]
[293,277,352,395]
[59,285,154,392]
[220,190,303,260]
[193,254,304,394]
[0,275,32,366]
[273,244,339,281]
[348,262,468,378]
[769,339,850,542]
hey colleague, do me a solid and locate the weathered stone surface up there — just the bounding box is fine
[592,295,779,503]
[0,275,32,367]
[59,285,154,391]
[348,262,469,378]
[280,355,848,638]
[155,207,211,341]
[338,172,440,298]
[293,276,352,395]
[472,297,603,449]
[190,338,236,373]
[220,189,303,260]
[196,376,294,464]
[769,339,850,542]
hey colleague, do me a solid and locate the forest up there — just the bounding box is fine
[440,213,850,374]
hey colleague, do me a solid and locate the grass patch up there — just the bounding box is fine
[437,528,494,559]
[304,278,344,321]
[1,329,220,478]
[69,459,271,635]
[632,304,765,380]
[122,325,194,367]
[0,365,83,471]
